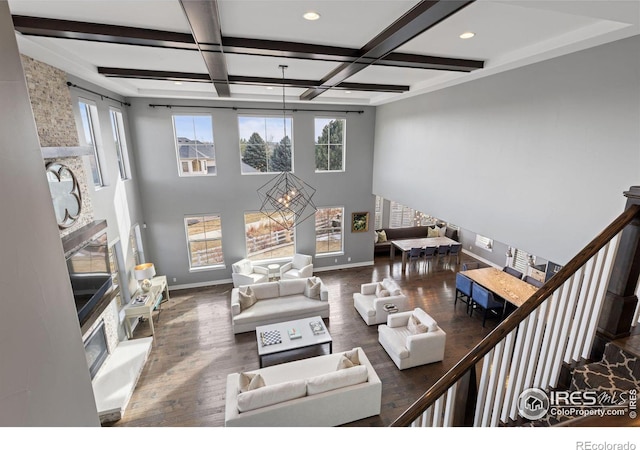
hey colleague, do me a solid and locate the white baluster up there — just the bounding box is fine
[533,286,563,389]
[474,351,494,427]
[508,312,539,421]
[491,332,515,426]
[443,383,457,427]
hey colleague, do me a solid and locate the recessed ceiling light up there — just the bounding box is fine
[459,31,475,39]
[174,81,183,85]
[303,11,320,21]
[345,91,352,94]
[266,86,274,90]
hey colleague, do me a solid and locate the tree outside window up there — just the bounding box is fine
[173,115,216,176]
[315,118,345,171]
[315,207,344,255]
[244,212,294,261]
[185,215,224,269]
[239,116,293,174]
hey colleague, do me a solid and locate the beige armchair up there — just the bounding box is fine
[279,253,313,280]
[231,258,269,288]
[378,308,446,370]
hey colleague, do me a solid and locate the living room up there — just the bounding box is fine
[2,0,639,441]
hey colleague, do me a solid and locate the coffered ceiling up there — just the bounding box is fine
[8,0,640,105]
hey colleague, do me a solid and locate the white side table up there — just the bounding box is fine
[123,275,169,338]
[267,263,280,281]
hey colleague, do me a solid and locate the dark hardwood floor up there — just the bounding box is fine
[111,253,497,427]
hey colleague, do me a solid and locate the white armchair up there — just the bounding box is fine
[231,258,269,288]
[353,278,409,325]
[279,253,313,280]
[378,308,446,370]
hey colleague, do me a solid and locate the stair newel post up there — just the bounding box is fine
[593,186,640,358]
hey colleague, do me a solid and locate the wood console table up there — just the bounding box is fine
[123,275,169,338]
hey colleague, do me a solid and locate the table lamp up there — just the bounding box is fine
[134,263,156,292]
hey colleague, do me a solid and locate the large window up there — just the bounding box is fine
[172,115,216,176]
[239,116,292,174]
[314,118,345,171]
[389,201,432,228]
[184,215,224,269]
[244,212,294,261]
[110,108,130,180]
[315,207,343,255]
[79,100,105,187]
[374,196,384,230]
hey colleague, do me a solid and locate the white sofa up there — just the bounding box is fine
[231,258,269,288]
[353,277,409,325]
[378,308,446,370]
[280,253,313,279]
[231,277,330,334]
[224,347,381,426]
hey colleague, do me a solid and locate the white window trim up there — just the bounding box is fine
[243,211,297,262]
[475,234,493,251]
[172,114,216,178]
[79,98,107,188]
[315,206,345,257]
[314,117,346,173]
[184,214,226,271]
[238,114,295,175]
[109,107,131,181]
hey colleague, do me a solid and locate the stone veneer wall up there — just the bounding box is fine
[21,55,94,238]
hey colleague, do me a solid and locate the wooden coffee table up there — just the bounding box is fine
[255,316,332,367]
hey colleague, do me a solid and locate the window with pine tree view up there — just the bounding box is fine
[315,207,344,255]
[172,115,216,176]
[239,116,292,174]
[315,118,345,171]
[244,212,295,261]
[184,215,224,269]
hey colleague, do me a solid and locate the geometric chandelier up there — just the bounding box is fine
[257,64,317,230]
[258,171,317,230]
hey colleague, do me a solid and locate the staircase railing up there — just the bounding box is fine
[391,204,640,427]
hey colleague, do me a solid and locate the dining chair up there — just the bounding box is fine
[523,275,543,288]
[408,247,423,272]
[455,273,473,314]
[448,243,462,266]
[462,262,480,271]
[423,246,437,272]
[471,283,505,327]
[503,266,524,279]
[436,245,450,267]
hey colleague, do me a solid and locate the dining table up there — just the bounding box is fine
[460,267,539,313]
[390,236,459,273]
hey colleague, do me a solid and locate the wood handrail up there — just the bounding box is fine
[391,203,640,427]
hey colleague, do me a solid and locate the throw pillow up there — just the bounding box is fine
[238,287,257,311]
[343,348,361,366]
[378,289,390,298]
[239,372,266,392]
[336,354,354,370]
[374,232,379,244]
[427,227,439,238]
[304,278,321,299]
[438,225,447,237]
[407,314,428,334]
[378,230,387,242]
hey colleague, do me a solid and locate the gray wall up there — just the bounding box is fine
[127,99,376,287]
[0,2,98,426]
[373,35,640,265]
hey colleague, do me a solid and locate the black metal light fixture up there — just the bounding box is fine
[257,65,317,230]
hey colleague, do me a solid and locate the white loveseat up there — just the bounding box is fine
[231,258,269,288]
[353,277,409,325]
[378,308,446,370]
[231,277,330,334]
[224,347,381,426]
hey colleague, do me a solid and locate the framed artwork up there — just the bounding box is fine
[351,212,369,233]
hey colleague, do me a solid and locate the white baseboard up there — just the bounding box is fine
[313,261,374,272]
[461,249,501,269]
[169,278,233,291]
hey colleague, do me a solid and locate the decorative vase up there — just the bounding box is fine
[141,279,152,292]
